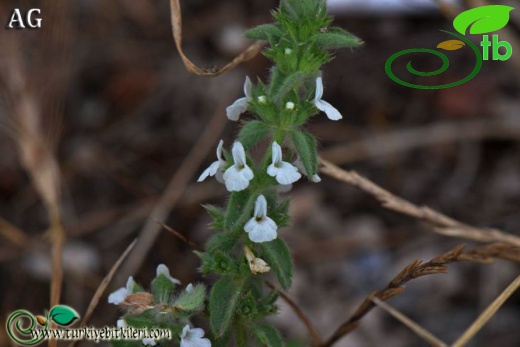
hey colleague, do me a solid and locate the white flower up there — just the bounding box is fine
[117,318,127,328]
[311,174,321,183]
[285,48,292,55]
[108,276,135,305]
[294,156,321,183]
[285,101,295,110]
[314,76,342,121]
[223,141,254,192]
[267,142,301,185]
[197,140,226,182]
[142,337,157,346]
[156,264,181,285]
[244,195,278,243]
[226,76,252,121]
[186,283,194,293]
[180,325,211,347]
[257,95,267,103]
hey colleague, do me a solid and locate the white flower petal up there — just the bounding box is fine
[180,325,211,347]
[197,161,220,182]
[243,76,252,98]
[156,264,181,284]
[225,77,253,121]
[142,338,157,346]
[117,319,127,328]
[223,142,254,192]
[254,195,268,218]
[315,77,324,100]
[232,142,247,166]
[215,170,225,183]
[293,156,320,183]
[271,142,282,165]
[245,195,278,243]
[245,218,278,243]
[186,283,194,293]
[223,166,251,191]
[274,162,301,185]
[226,97,249,121]
[215,140,224,161]
[241,165,254,180]
[268,143,301,185]
[314,76,343,121]
[315,99,342,120]
[198,140,226,182]
[126,276,135,292]
[108,287,128,305]
[187,327,205,339]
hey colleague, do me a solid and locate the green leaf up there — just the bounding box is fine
[225,190,256,233]
[291,130,318,178]
[124,310,156,329]
[151,274,174,304]
[238,291,259,319]
[205,231,241,254]
[281,0,325,22]
[238,121,272,150]
[311,27,363,49]
[453,5,514,35]
[173,284,206,312]
[259,238,293,290]
[269,72,305,102]
[49,305,79,326]
[210,278,244,337]
[253,323,283,347]
[245,23,283,41]
[270,200,290,228]
[213,250,240,275]
[203,204,225,230]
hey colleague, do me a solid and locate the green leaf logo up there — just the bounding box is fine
[49,305,80,326]
[453,5,514,35]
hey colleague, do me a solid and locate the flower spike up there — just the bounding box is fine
[267,141,301,185]
[226,76,252,121]
[314,77,342,121]
[223,141,254,192]
[244,195,278,243]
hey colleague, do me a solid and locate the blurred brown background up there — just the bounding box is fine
[0,0,519,346]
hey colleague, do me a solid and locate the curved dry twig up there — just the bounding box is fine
[169,0,265,77]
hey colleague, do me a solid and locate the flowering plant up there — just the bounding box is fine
[110,0,361,345]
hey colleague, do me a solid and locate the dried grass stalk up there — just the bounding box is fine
[324,243,520,346]
[320,158,520,248]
